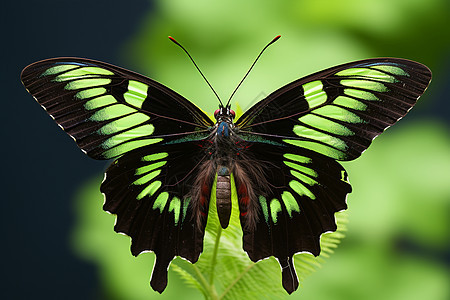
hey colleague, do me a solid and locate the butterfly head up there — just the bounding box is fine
[214,106,235,123]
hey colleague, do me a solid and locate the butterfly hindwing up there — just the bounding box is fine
[101,142,213,292]
[235,142,351,293]
[236,58,432,161]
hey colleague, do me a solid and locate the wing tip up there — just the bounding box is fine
[280,256,299,294]
[150,256,172,293]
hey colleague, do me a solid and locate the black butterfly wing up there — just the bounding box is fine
[234,58,431,293]
[21,57,213,159]
[236,141,351,293]
[21,58,216,292]
[237,58,432,161]
[101,142,212,292]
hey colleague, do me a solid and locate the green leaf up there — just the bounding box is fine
[171,174,348,299]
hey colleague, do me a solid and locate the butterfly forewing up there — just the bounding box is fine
[236,58,431,161]
[21,58,214,159]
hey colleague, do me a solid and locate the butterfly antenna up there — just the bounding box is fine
[169,36,224,107]
[225,35,281,108]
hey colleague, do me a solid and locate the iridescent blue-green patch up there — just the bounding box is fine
[64,78,112,90]
[289,180,316,200]
[283,153,312,164]
[284,161,318,177]
[102,138,162,159]
[54,67,114,82]
[303,80,327,108]
[76,87,107,100]
[340,79,388,92]
[182,197,191,223]
[290,170,318,186]
[41,65,78,77]
[124,80,149,108]
[67,66,114,76]
[142,152,169,162]
[132,170,161,185]
[239,133,284,145]
[102,125,156,148]
[89,104,137,121]
[293,126,348,150]
[333,96,368,111]
[370,65,409,76]
[303,80,323,96]
[259,196,269,224]
[124,92,146,108]
[270,198,282,223]
[335,68,397,83]
[84,95,117,110]
[135,161,167,176]
[169,197,181,225]
[284,139,347,160]
[128,80,148,94]
[153,192,169,213]
[299,114,354,136]
[313,106,363,124]
[344,88,379,101]
[97,113,150,135]
[136,180,161,200]
[281,191,300,218]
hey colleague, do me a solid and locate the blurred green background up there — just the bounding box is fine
[4,0,449,299]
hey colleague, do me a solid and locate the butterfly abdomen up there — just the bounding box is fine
[216,165,232,229]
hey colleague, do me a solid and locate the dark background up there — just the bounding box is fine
[3,1,151,299]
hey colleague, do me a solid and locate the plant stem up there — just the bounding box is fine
[209,223,223,285]
[193,264,218,300]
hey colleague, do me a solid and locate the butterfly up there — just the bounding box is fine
[21,35,431,294]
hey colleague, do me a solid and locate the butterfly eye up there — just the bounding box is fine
[229,109,236,119]
[214,109,221,119]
